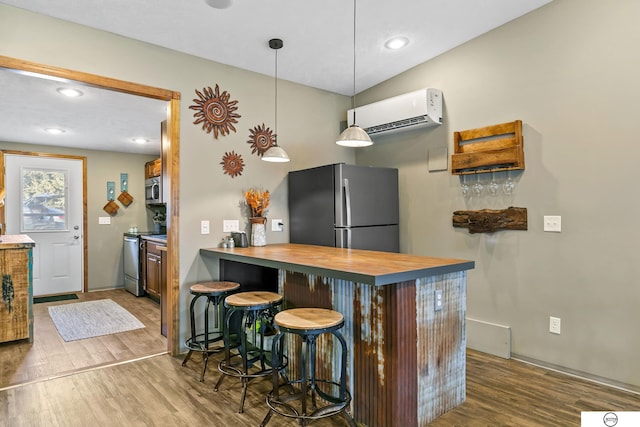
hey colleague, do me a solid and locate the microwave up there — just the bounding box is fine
[145,177,162,205]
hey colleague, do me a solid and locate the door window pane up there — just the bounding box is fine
[21,167,68,232]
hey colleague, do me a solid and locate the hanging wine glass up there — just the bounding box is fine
[503,170,515,195]
[488,171,499,196]
[473,173,484,196]
[461,174,470,198]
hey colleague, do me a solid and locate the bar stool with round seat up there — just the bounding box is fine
[261,307,356,427]
[214,290,287,413]
[181,281,240,382]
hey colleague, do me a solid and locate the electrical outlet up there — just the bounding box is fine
[200,220,210,235]
[549,316,561,334]
[544,216,562,232]
[434,289,443,312]
[272,219,284,232]
[223,219,239,232]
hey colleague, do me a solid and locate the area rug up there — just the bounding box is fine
[34,293,79,304]
[48,299,145,342]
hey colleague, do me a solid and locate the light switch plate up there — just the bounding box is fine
[543,215,561,232]
[98,217,111,225]
[223,220,239,232]
[272,219,283,232]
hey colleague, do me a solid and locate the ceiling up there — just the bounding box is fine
[0,0,551,155]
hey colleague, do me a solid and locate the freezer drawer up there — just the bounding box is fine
[335,225,399,252]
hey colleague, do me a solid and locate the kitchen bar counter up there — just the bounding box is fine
[200,243,473,286]
[200,244,474,427]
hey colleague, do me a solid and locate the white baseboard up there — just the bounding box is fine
[466,317,511,359]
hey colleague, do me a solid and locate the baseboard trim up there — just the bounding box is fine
[512,353,640,396]
[466,317,511,359]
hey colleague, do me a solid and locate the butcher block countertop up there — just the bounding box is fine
[0,234,36,249]
[201,243,474,286]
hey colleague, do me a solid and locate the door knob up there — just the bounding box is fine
[74,225,80,230]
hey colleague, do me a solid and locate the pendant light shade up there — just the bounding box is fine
[262,145,290,162]
[336,0,373,148]
[262,38,291,163]
[336,124,373,147]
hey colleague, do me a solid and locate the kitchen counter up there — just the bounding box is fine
[0,235,35,344]
[200,243,474,426]
[201,243,473,286]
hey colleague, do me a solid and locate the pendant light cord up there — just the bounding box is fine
[275,47,278,141]
[352,0,357,123]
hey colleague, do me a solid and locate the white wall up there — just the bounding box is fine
[356,0,640,390]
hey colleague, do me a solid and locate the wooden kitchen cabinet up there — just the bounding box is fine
[144,241,163,301]
[144,158,161,179]
[142,237,167,337]
[0,235,35,343]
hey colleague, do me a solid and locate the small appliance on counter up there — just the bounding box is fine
[231,231,249,248]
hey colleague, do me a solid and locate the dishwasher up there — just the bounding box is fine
[123,235,144,296]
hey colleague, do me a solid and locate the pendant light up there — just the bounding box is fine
[336,0,373,147]
[262,38,291,162]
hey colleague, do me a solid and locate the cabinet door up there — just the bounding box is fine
[146,252,161,299]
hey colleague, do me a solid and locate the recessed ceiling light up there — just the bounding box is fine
[45,128,66,135]
[384,36,409,50]
[132,137,149,144]
[56,87,84,97]
[204,0,233,9]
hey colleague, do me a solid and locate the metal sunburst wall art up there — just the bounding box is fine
[247,123,276,157]
[220,150,245,178]
[190,84,241,139]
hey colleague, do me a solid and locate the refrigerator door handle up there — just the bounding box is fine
[346,228,351,248]
[343,178,352,227]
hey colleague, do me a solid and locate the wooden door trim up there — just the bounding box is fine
[0,55,181,355]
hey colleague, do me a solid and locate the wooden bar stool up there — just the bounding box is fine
[182,281,240,381]
[214,291,287,413]
[261,308,356,427]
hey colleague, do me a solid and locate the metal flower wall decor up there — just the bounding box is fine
[190,84,241,139]
[247,123,276,157]
[220,150,245,178]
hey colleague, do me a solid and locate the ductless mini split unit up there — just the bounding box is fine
[346,88,443,137]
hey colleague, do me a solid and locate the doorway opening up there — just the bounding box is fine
[0,55,181,358]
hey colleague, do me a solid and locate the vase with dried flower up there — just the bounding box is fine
[244,188,270,246]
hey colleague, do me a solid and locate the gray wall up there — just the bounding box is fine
[1,141,157,290]
[356,0,640,390]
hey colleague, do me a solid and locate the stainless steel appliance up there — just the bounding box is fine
[123,234,144,296]
[145,176,162,205]
[288,163,399,252]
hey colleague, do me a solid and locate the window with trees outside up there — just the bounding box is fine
[21,167,68,232]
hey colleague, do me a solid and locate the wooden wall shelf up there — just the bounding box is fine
[451,120,524,175]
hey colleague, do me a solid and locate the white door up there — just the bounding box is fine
[4,154,84,296]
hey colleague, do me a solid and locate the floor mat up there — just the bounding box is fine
[33,294,79,304]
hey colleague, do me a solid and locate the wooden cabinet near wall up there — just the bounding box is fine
[145,241,163,300]
[0,235,35,343]
[141,236,167,337]
[144,158,161,179]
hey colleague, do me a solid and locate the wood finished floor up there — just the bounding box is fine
[1,347,639,426]
[0,289,167,389]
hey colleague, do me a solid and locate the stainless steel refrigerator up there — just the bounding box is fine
[288,163,399,252]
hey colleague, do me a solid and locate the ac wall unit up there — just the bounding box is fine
[346,88,443,136]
